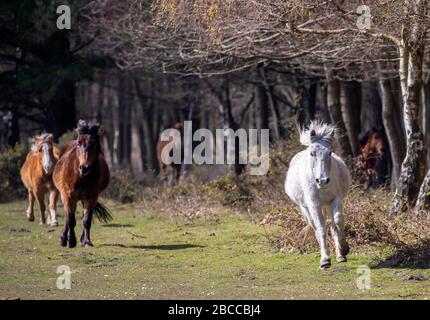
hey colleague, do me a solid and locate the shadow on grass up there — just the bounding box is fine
[100,243,205,250]
[101,223,134,228]
[373,240,430,269]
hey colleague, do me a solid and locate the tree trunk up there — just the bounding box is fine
[134,76,158,172]
[258,67,283,140]
[360,81,383,133]
[110,72,121,169]
[214,79,245,175]
[423,80,430,168]
[391,2,427,213]
[325,68,353,158]
[118,72,132,167]
[305,82,317,122]
[319,84,331,123]
[341,81,361,155]
[416,76,430,210]
[254,82,270,133]
[378,73,404,190]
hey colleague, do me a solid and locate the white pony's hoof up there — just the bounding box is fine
[336,256,347,263]
[320,259,331,269]
[50,221,59,227]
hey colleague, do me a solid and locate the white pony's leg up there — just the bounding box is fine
[330,197,349,262]
[298,206,316,246]
[299,205,315,230]
[48,188,59,227]
[308,203,331,269]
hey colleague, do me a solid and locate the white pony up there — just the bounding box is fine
[285,121,351,269]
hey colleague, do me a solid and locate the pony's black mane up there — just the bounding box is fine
[75,120,104,156]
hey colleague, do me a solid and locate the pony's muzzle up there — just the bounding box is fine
[79,165,90,176]
[316,177,330,185]
[43,164,54,175]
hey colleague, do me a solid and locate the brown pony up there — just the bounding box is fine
[357,127,390,188]
[53,120,111,248]
[20,133,60,226]
[156,122,183,186]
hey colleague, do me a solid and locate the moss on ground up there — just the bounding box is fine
[0,201,429,300]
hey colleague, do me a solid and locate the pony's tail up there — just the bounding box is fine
[92,202,113,223]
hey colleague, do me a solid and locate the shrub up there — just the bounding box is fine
[0,145,27,203]
[104,167,142,203]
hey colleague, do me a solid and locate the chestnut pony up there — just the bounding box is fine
[156,123,183,186]
[357,127,390,188]
[20,133,60,226]
[53,120,112,248]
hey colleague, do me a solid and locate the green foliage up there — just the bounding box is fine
[0,145,27,203]
[57,130,76,146]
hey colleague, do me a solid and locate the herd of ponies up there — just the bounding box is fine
[19,120,349,269]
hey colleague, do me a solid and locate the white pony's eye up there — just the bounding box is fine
[310,151,315,157]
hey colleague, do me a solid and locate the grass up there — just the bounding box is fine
[1,201,430,300]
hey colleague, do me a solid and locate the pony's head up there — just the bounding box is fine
[76,120,101,177]
[32,133,55,175]
[300,121,337,189]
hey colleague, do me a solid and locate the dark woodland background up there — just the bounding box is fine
[1,0,430,214]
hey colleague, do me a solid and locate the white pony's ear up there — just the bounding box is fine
[310,129,316,139]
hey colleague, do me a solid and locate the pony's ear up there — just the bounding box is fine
[76,120,90,135]
[45,133,54,141]
[310,129,316,137]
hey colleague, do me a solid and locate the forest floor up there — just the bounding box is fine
[1,200,430,300]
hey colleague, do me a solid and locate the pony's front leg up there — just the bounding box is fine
[330,197,349,262]
[26,190,35,222]
[61,198,77,248]
[80,200,96,247]
[308,203,331,269]
[35,189,47,224]
[48,189,59,227]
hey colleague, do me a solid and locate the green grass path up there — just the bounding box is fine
[1,201,429,299]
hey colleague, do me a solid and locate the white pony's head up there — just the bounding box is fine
[300,121,337,189]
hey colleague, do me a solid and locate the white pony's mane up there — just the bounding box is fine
[299,121,337,148]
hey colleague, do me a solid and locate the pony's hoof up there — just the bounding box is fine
[60,236,67,247]
[84,242,93,248]
[27,214,35,222]
[81,239,94,247]
[336,256,347,263]
[50,221,59,227]
[320,259,331,269]
[340,243,350,256]
[68,237,77,248]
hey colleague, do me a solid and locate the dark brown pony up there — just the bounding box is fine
[357,127,390,188]
[53,120,111,248]
[156,122,183,186]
